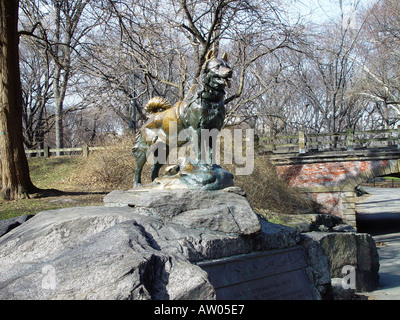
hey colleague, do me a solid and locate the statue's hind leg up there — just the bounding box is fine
[151,143,169,181]
[133,137,148,187]
[133,150,146,186]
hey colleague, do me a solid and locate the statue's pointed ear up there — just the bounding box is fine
[206,50,215,61]
[222,52,228,63]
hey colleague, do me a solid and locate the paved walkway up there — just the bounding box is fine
[366,233,400,300]
[356,187,400,300]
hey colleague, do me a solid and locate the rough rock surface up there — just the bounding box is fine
[0,215,34,238]
[299,233,334,300]
[104,186,261,236]
[0,187,326,300]
[304,232,379,292]
[0,206,221,300]
[331,278,356,300]
[283,214,356,233]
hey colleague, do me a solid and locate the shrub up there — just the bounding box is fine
[72,135,140,191]
[223,157,315,215]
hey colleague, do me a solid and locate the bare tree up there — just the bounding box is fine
[18,0,389,150]
[20,37,54,150]
[20,0,104,153]
[355,0,400,127]
[270,1,371,134]
[80,0,300,136]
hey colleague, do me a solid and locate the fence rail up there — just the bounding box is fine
[259,126,400,154]
[24,145,106,158]
[23,127,400,157]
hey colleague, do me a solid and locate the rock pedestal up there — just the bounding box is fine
[0,187,331,300]
[104,186,260,235]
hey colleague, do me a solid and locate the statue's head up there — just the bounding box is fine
[201,50,233,93]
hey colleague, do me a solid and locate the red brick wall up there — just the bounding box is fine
[276,160,389,188]
[275,160,390,222]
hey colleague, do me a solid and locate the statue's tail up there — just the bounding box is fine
[144,96,172,114]
[132,130,152,158]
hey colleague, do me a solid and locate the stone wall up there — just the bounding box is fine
[275,159,400,225]
[285,213,380,294]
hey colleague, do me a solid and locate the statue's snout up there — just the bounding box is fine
[224,67,233,79]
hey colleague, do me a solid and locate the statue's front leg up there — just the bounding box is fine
[196,128,208,166]
[189,127,201,164]
[208,145,215,165]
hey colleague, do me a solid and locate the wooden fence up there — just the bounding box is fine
[259,127,400,154]
[24,145,106,158]
[23,127,400,157]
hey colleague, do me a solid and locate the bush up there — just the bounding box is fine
[223,157,315,215]
[72,135,139,191]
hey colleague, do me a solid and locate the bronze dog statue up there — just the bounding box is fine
[132,50,232,186]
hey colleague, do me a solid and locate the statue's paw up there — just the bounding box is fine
[165,164,180,176]
[197,161,213,171]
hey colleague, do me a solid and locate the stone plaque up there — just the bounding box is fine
[198,246,316,300]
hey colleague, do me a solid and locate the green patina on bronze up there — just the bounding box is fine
[132,50,233,189]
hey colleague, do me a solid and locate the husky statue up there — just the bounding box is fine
[132,50,233,186]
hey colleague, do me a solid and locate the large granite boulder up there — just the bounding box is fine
[0,206,217,300]
[0,187,329,300]
[304,232,379,292]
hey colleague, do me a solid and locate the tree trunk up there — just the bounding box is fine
[54,84,64,155]
[53,1,64,156]
[0,0,37,199]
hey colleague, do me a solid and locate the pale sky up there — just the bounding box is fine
[288,0,377,24]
